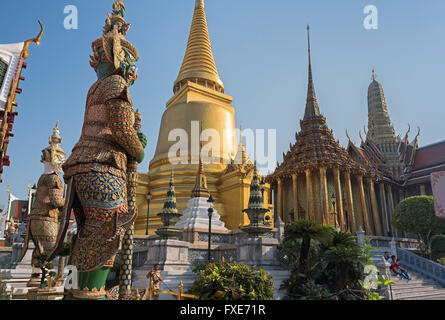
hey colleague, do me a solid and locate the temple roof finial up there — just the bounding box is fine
[372,69,376,81]
[304,24,321,120]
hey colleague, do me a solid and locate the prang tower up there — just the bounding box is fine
[365,70,417,180]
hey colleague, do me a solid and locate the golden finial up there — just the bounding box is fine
[415,126,421,140]
[307,24,311,56]
[22,20,44,60]
[345,129,352,143]
[239,125,243,145]
[359,130,364,144]
[195,0,204,9]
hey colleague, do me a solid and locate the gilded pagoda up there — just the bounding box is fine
[135,0,272,234]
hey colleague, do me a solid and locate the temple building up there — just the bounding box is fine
[266,27,384,236]
[0,22,43,183]
[348,70,445,236]
[135,0,272,235]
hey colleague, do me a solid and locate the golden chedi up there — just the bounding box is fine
[135,0,272,235]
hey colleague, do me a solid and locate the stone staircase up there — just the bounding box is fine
[369,243,445,300]
[388,269,445,300]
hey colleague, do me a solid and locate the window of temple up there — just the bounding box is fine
[0,59,8,90]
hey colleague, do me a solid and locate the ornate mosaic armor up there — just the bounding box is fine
[63,74,143,181]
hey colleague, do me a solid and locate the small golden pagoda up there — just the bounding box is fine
[266,26,383,235]
[135,0,272,234]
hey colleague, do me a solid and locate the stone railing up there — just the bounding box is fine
[396,247,445,286]
[366,235,419,252]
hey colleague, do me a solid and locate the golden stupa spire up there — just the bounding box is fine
[304,25,321,120]
[174,0,224,94]
[191,141,210,198]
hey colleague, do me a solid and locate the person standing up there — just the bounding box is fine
[147,264,163,300]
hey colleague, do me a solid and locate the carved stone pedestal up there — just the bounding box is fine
[237,236,280,268]
[27,287,58,300]
[146,239,190,272]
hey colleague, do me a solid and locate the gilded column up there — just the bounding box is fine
[283,180,288,223]
[344,171,356,234]
[368,178,383,236]
[379,183,390,236]
[333,168,345,231]
[277,178,283,222]
[292,174,298,221]
[357,175,372,235]
[386,184,396,237]
[305,169,313,220]
[319,167,329,225]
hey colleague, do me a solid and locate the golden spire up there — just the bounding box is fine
[237,126,247,164]
[304,25,321,120]
[174,0,224,94]
[191,141,210,198]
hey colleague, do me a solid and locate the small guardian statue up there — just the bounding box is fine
[20,122,66,286]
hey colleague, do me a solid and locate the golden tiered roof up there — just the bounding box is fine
[268,26,378,182]
[173,0,224,94]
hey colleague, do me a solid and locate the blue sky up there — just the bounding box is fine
[1,0,444,209]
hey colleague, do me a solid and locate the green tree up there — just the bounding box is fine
[318,231,364,294]
[392,196,445,258]
[280,223,394,300]
[431,235,445,260]
[283,220,332,279]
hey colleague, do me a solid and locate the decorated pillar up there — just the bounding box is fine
[333,168,345,231]
[379,183,390,236]
[273,186,278,222]
[319,167,329,225]
[419,184,426,196]
[344,171,356,234]
[277,178,283,221]
[282,179,288,223]
[386,184,396,237]
[292,174,298,221]
[357,175,372,235]
[367,178,383,236]
[305,169,313,220]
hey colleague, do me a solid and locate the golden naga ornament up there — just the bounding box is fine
[22,20,44,59]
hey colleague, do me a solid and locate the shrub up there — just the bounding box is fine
[432,235,445,260]
[189,260,274,300]
[437,257,445,266]
[280,220,387,300]
[392,196,445,258]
